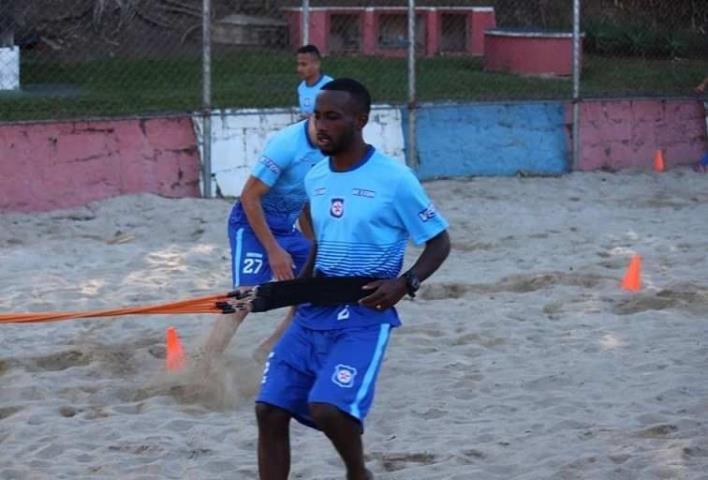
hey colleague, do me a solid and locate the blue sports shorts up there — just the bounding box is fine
[228,224,311,287]
[256,320,393,429]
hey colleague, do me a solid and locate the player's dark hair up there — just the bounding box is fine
[320,78,372,114]
[297,44,322,59]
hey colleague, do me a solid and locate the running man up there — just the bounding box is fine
[296,44,333,117]
[203,116,324,360]
[255,79,451,480]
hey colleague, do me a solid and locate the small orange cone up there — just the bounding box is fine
[653,149,665,172]
[620,255,642,292]
[165,326,185,371]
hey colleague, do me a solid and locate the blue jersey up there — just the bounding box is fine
[229,120,325,234]
[298,74,334,115]
[295,147,449,330]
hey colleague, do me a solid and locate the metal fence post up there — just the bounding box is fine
[302,0,310,45]
[571,0,581,172]
[406,0,417,170]
[202,0,212,198]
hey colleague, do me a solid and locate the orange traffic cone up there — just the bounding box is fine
[653,149,665,172]
[166,326,185,371]
[620,255,642,292]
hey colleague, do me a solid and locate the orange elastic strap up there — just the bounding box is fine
[0,291,236,324]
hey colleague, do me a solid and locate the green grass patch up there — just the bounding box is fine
[1,50,706,122]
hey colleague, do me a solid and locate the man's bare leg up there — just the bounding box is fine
[309,403,373,480]
[202,309,249,357]
[256,403,292,480]
[199,285,254,360]
[252,306,296,363]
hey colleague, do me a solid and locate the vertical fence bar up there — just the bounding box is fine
[571,0,581,172]
[406,0,417,170]
[302,0,310,45]
[202,0,212,197]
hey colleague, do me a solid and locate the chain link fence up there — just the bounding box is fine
[416,0,575,102]
[0,0,211,122]
[209,0,411,111]
[0,0,706,122]
[210,1,291,111]
[580,0,707,98]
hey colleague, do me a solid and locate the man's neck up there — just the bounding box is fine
[331,142,369,172]
[305,73,321,87]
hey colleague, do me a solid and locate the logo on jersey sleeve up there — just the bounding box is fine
[330,198,344,218]
[418,203,437,222]
[332,364,357,388]
[258,156,281,175]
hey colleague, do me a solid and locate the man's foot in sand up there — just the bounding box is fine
[346,469,374,480]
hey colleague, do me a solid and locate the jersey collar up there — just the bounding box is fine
[303,120,316,148]
[329,145,375,172]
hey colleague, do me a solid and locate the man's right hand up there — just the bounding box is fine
[267,246,295,281]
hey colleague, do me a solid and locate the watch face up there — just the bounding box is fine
[407,272,420,292]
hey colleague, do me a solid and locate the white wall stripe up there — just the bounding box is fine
[193,106,405,198]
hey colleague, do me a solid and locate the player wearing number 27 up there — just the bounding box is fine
[203,116,324,359]
[255,78,451,480]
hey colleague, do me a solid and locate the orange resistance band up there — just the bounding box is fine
[0,291,246,324]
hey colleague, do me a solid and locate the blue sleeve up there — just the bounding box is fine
[297,82,306,113]
[393,169,449,245]
[304,168,314,199]
[251,131,294,187]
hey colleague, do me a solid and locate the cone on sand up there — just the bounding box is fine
[621,255,642,292]
[653,149,665,172]
[166,326,186,371]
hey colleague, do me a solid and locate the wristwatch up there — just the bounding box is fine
[403,270,421,298]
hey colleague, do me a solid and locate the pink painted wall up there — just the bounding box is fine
[573,99,706,171]
[283,7,495,57]
[309,11,330,54]
[468,10,496,56]
[0,117,200,213]
[484,34,574,76]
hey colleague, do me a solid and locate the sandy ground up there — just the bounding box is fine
[1,170,707,480]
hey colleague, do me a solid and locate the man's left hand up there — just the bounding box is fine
[358,278,408,311]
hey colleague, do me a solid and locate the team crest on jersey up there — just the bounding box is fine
[330,198,344,218]
[332,364,357,388]
[337,305,350,320]
[418,203,437,222]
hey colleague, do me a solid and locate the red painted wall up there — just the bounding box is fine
[484,34,574,76]
[573,99,706,171]
[283,7,494,57]
[0,117,200,213]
